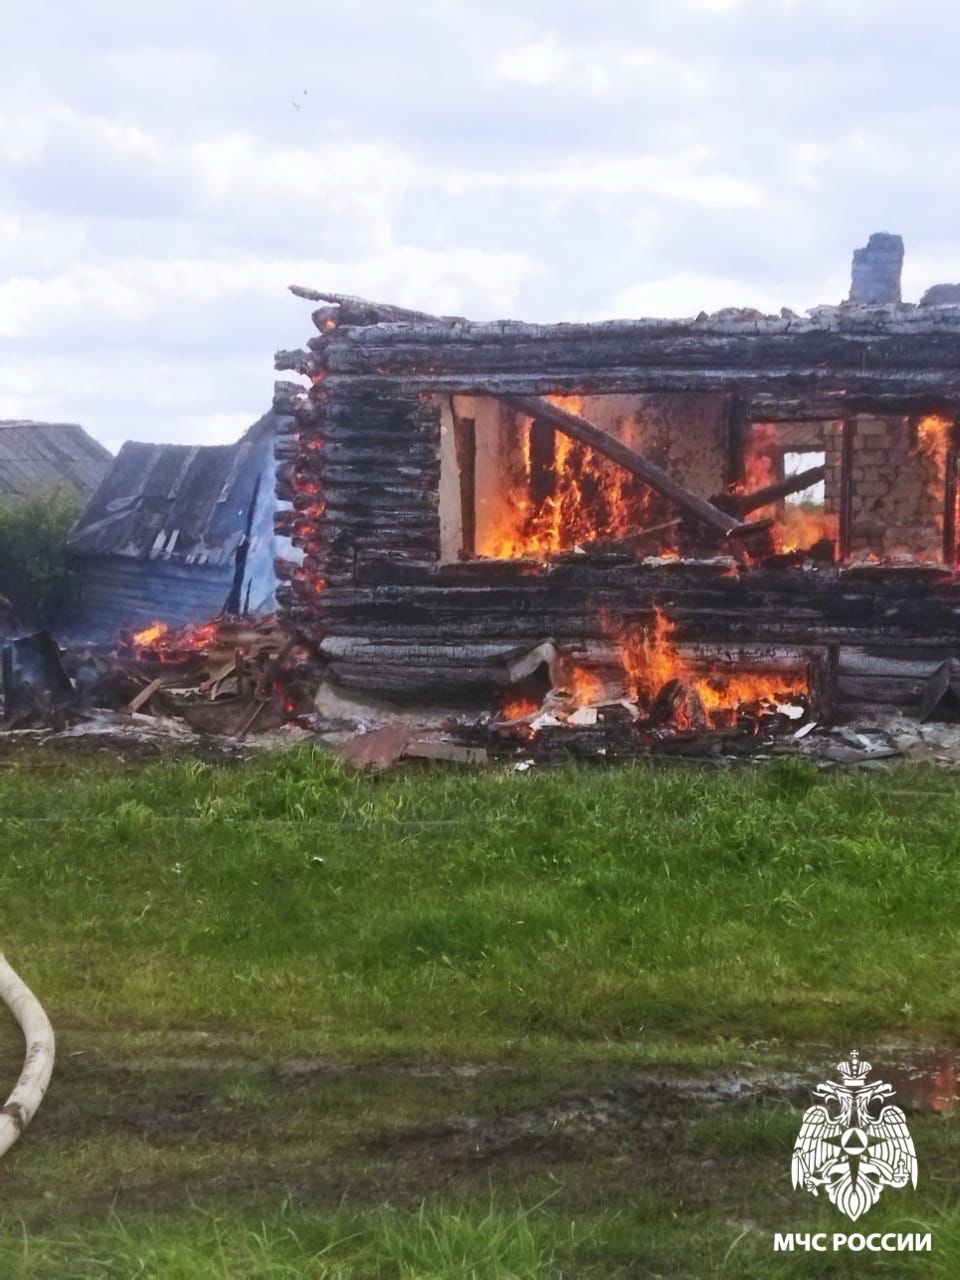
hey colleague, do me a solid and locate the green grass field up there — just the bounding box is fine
[0,746,959,1276]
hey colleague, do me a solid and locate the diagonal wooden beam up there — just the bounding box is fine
[501,394,747,537]
[725,464,826,516]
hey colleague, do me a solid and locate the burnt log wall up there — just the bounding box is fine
[275,298,960,714]
[274,384,441,626]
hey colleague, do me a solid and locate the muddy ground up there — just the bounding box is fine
[1,1035,955,1233]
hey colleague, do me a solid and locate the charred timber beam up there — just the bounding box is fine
[306,311,960,346]
[289,286,458,327]
[725,464,826,515]
[502,394,747,537]
[723,394,746,489]
[290,289,960,343]
[725,516,775,539]
[311,328,960,376]
[309,371,960,401]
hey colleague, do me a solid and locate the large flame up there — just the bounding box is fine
[916,413,952,479]
[478,395,653,558]
[741,423,836,555]
[499,608,809,729]
[742,422,778,493]
[622,608,807,721]
[564,664,607,705]
[780,505,838,554]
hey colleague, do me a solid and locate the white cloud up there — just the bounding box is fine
[606,271,784,320]
[435,150,768,210]
[197,412,260,445]
[3,0,960,452]
[0,244,545,343]
[492,32,710,98]
[604,268,848,320]
[675,0,746,11]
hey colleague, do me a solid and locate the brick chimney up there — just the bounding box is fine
[848,232,904,304]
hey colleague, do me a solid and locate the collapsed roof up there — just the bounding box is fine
[66,411,291,634]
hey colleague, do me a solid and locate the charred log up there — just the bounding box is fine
[723,464,826,515]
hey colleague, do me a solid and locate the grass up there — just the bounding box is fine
[2,1200,960,1278]
[1,745,960,1276]
[0,747,959,1056]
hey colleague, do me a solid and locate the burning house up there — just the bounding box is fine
[271,234,960,737]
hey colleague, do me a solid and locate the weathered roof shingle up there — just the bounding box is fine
[0,420,112,500]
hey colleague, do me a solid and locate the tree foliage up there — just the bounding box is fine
[0,487,81,624]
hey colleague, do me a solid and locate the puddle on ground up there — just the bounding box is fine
[747,1052,960,1116]
[872,1056,960,1114]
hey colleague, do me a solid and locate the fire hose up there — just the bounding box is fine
[0,953,55,1159]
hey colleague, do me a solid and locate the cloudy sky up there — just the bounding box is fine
[2,0,959,452]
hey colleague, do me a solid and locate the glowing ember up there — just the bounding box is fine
[131,620,220,653]
[133,622,168,647]
[500,695,540,721]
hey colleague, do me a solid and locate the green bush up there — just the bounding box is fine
[0,486,81,624]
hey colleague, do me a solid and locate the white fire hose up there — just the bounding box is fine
[0,953,55,1158]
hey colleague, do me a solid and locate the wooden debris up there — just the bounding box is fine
[919,660,960,722]
[336,723,414,769]
[127,677,165,714]
[1,615,319,741]
[402,740,489,765]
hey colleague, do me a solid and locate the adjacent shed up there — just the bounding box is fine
[67,412,291,635]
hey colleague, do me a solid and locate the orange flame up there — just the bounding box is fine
[565,665,606,704]
[742,422,778,494]
[916,413,953,542]
[741,423,836,554]
[478,395,654,559]
[780,507,838,554]
[916,414,952,479]
[133,622,168,647]
[131,620,220,653]
[500,695,540,721]
[622,608,807,718]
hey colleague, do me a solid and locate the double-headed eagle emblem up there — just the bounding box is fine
[792,1050,917,1221]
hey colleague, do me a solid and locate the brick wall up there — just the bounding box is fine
[847,416,945,560]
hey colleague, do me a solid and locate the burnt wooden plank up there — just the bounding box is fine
[727,465,826,515]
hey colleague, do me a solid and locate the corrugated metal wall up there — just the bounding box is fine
[65,556,234,638]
